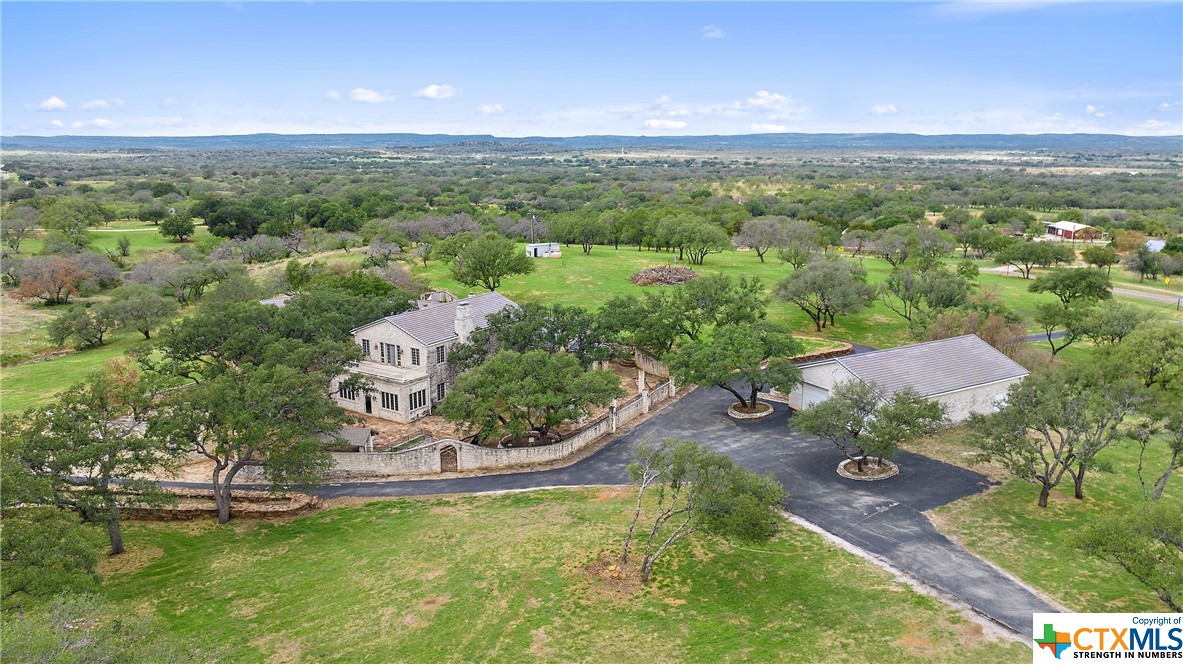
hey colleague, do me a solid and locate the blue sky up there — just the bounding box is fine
[3,1,1180,137]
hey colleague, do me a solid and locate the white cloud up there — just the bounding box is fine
[870,103,898,116]
[1085,104,1110,118]
[1157,102,1180,112]
[477,103,504,115]
[742,90,789,110]
[81,98,125,111]
[50,120,65,128]
[748,123,788,133]
[157,117,186,127]
[701,24,726,39]
[350,87,394,104]
[644,119,687,130]
[692,90,807,120]
[325,90,341,100]
[71,118,118,129]
[34,96,68,111]
[413,84,459,100]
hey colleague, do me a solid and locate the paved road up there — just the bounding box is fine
[1025,330,1066,343]
[306,386,1058,635]
[1113,287,1181,307]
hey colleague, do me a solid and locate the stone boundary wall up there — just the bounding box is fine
[325,379,675,479]
[633,350,670,377]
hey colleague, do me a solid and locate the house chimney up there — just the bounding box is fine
[455,301,474,343]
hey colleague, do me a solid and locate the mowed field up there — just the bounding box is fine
[409,244,1181,348]
[911,426,1178,614]
[4,239,1180,415]
[101,489,1028,662]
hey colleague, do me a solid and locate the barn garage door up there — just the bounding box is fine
[802,383,829,408]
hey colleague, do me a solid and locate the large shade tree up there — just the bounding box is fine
[774,257,876,332]
[969,364,1147,507]
[793,380,947,472]
[437,349,623,445]
[150,363,347,524]
[451,232,535,291]
[13,360,175,554]
[1028,268,1112,307]
[667,321,804,412]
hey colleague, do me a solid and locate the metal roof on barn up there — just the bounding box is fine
[829,334,1029,398]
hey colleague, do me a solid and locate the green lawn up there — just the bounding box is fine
[99,489,1027,662]
[20,221,211,263]
[0,331,151,414]
[409,246,1180,349]
[926,428,1177,613]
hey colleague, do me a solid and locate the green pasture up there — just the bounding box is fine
[95,489,1027,662]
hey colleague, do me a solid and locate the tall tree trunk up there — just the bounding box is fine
[1038,483,1051,508]
[749,384,760,410]
[215,485,232,524]
[1152,461,1176,501]
[621,480,651,566]
[214,463,243,525]
[718,383,750,409]
[1072,466,1086,500]
[106,501,125,556]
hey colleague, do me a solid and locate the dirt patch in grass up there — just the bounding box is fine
[97,545,163,577]
[249,634,303,664]
[581,555,645,598]
[530,626,555,656]
[231,597,264,620]
[591,488,632,502]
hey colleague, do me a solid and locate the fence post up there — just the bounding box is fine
[637,367,646,394]
[610,398,618,433]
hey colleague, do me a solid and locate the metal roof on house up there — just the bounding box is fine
[351,292,518,345]
[1146,239,1166,252]
[827,334,1029,398]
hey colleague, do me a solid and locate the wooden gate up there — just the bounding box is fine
[439,445,458,472]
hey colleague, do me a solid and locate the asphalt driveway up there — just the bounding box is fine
[312,386,1059,635]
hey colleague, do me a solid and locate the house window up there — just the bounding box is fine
[338,383,357,401]
[410,389,427,410]
[361,339,370,357]
[380,343,400,366]
[380,391,398,411]
[436,345,446,363]
[436,383,445,401]
[411,348,421,366]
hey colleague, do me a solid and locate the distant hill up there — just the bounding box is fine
[2,132,1179,153]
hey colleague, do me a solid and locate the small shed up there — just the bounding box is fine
[315,427,375,453]
[1146,239,1166,253]
[782,335,1029,424]
[525,242,561,258]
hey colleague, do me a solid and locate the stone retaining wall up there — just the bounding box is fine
[792,342,853,364]
[325,379,675,479]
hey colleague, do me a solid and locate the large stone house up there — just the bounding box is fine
[332,292,517,422]
[781,334,1029,424]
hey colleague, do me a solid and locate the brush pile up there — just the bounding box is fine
[629,265,699,286]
